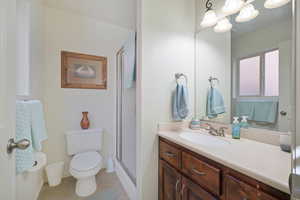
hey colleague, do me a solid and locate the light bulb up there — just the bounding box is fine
[236,4,259,23]
[201,10,218,28]
[222,0,245,15]
[214,18,232,33]
[264,0,291,9]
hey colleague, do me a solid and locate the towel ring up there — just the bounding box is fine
[208,76,219,86]
[175,73,188,85]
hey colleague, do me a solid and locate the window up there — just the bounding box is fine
[238,49,279,97]
[16,0,30,96]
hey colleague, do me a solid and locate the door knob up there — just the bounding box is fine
[280,111,287,116]
[7,138,30,154]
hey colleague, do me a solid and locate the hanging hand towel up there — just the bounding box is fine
[16,101,34,174]
[206,87,226,118]
[27,100,48,151]
[235,100,278,123]
[123,32,136,89]
[172,84,189,121]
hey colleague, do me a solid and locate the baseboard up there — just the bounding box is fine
[115,159,137,200]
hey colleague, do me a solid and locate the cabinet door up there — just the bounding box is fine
[258,191,279,200]
[181,177,217,200]
[159,160,181,200]
[225,175,257,200]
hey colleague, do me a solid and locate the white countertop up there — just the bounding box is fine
[158,130,291,194]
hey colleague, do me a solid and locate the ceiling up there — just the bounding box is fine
[43,0,136,30]
[231,1,292,37]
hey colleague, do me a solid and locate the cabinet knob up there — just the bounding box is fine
[175,179,180,192]
[181,184,186,196]
[191,168,206,176]
[164,152,176,158]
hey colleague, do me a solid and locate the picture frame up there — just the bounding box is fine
[61,51,107,89]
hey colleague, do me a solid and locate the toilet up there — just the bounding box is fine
[65,129,104,197]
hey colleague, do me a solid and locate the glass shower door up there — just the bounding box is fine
[116,48,136,184]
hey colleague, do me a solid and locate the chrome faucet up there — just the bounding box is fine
[205,124,228,137]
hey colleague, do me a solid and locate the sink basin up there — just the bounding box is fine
[179,131,230,147]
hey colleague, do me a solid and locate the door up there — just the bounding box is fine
[224,175,257,200]
[278,40,292,132]
[116,48,137,183]
[0,0,17,199]
[181,177,217,200]
[159,160,181,200]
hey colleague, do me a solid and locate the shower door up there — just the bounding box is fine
[116,48,136,184]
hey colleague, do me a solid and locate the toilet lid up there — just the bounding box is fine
[70,151,102,172]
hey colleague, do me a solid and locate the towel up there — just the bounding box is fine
[123,32,136,89]
[16,101,34,174]
[27,100,48,151]
[206,87,226,119]
[235,100,278,123]
[172,84,189,121]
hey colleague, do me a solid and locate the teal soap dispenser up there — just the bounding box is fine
[240,116,249,129]
[232,117,241,139]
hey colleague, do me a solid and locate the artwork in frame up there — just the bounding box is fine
[61,51,107,89]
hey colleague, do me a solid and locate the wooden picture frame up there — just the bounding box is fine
[61,51,107,89]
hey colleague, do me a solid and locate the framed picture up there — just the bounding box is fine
[61,51,107,89]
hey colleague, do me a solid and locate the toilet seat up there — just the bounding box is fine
[70,151,102,172]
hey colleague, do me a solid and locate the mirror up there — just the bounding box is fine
[196,0,293,132]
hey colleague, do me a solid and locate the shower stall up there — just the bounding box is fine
[116,47,136,185]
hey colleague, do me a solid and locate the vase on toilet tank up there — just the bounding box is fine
[80,112,90,129]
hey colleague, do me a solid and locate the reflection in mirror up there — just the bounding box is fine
[196,0,293,132]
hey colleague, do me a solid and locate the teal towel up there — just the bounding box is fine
[16,101,34,174]
[206,87,226,119]
[235,100,278,123]
[123,32,136,89]
[235,101,255,119]
[172,84,189,121]
[27,100,48,151]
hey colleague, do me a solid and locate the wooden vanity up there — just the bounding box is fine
[159,137,290,200]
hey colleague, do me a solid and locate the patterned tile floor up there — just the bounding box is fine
[38,170,129,200]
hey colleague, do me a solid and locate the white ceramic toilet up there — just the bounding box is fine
[65,129,104,197]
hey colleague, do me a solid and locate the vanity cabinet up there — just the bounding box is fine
[159,160,181,200]
[159,137,290,200]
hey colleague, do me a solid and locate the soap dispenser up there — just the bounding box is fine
[240,116,249,129]
[232,117,240,139]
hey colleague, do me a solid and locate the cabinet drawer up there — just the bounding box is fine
[160,140,181,169]
[225,175,257,200]
[182,151,221,196]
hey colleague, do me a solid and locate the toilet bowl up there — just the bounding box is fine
[69,151,103,197]
[65,129,104,197]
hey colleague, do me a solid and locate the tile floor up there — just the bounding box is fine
[38,170,129,200]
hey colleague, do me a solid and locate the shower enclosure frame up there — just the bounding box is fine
[116,47,136,185]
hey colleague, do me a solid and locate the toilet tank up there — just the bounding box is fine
[65,129,103,155]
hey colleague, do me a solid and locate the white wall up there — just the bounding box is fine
[43,0,136,30]
[137,0,195,199]
[196,29,231,123]
[42,6,132,177]
[16,0,45,199]
[232,19,292,64]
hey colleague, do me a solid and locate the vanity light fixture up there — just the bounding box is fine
[222,0,245,15]
[264,0,291,9]
[236,3,259,23]
[214,17,232,33]
[201,0,218,28]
